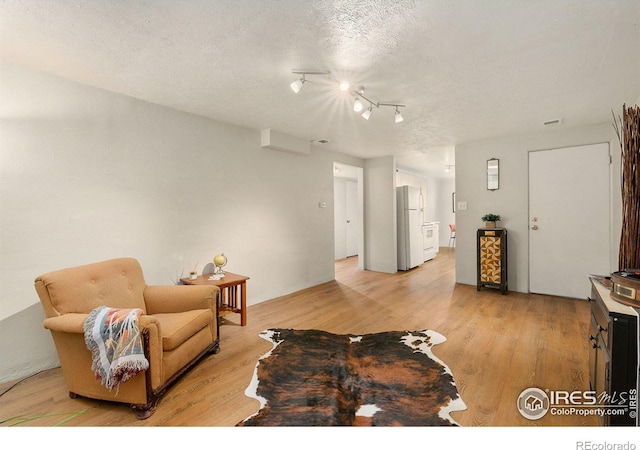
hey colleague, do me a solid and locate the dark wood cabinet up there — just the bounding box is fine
[477,228,507,294]
[588,277,639,426]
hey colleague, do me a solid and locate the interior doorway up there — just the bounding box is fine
[333,162,364,270]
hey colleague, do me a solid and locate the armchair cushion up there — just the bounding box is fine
[154,309,213,351]
[144,284,215,314]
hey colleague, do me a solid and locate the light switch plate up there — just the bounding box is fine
[457,201,467,211]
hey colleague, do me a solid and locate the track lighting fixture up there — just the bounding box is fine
[290,70,406,123]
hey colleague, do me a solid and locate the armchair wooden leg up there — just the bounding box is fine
[208,341,220,354]
[131,399,159,420]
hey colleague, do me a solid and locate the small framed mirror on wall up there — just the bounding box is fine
[487,158,499,190]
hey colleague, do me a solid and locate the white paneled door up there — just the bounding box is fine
[528,143,610,299]
[334,178,359,260]
[345,180,358,257]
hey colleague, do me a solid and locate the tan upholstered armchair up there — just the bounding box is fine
[34,258,219,419]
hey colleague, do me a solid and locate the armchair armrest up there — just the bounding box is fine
[144,285,219,315]
[44,312,161,336]
[43,313,88,333]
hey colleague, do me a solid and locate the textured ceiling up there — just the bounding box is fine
[1,0,639,179]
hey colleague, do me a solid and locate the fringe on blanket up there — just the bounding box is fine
[83,306,150,392]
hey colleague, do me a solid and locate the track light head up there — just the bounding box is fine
[378,103,406,123]
[394,107,404,123]
[290,76,305,93]
[362,106,372,120]
[353,97,363,112]
[290,70,330,94]
[339,81,350,91]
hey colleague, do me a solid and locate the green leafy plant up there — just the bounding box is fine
[481,214,501,222]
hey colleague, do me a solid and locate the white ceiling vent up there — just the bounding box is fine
[261,129,310,155]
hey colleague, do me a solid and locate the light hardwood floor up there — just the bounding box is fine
[0,249,596,427]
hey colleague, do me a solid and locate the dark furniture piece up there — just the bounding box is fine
[588,277,639,426]
[477,228,508,294]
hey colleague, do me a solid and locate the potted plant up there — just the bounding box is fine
[481,213,501,229]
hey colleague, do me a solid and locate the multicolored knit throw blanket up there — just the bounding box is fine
[83,306,149,391]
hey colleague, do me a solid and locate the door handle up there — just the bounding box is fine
[531,225,539,230]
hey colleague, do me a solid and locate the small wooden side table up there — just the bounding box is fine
[181,272,249,326]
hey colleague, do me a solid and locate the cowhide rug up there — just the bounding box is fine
[238,328,466,426]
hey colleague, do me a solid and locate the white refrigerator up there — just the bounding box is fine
[397,185,424,271]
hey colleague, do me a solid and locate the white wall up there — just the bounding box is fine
[424,176,440,224]
[454,123,621,293]
[437,178,456,247]
[0,62,365,381]
[334,178,348,259]
[364,156,397,273]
